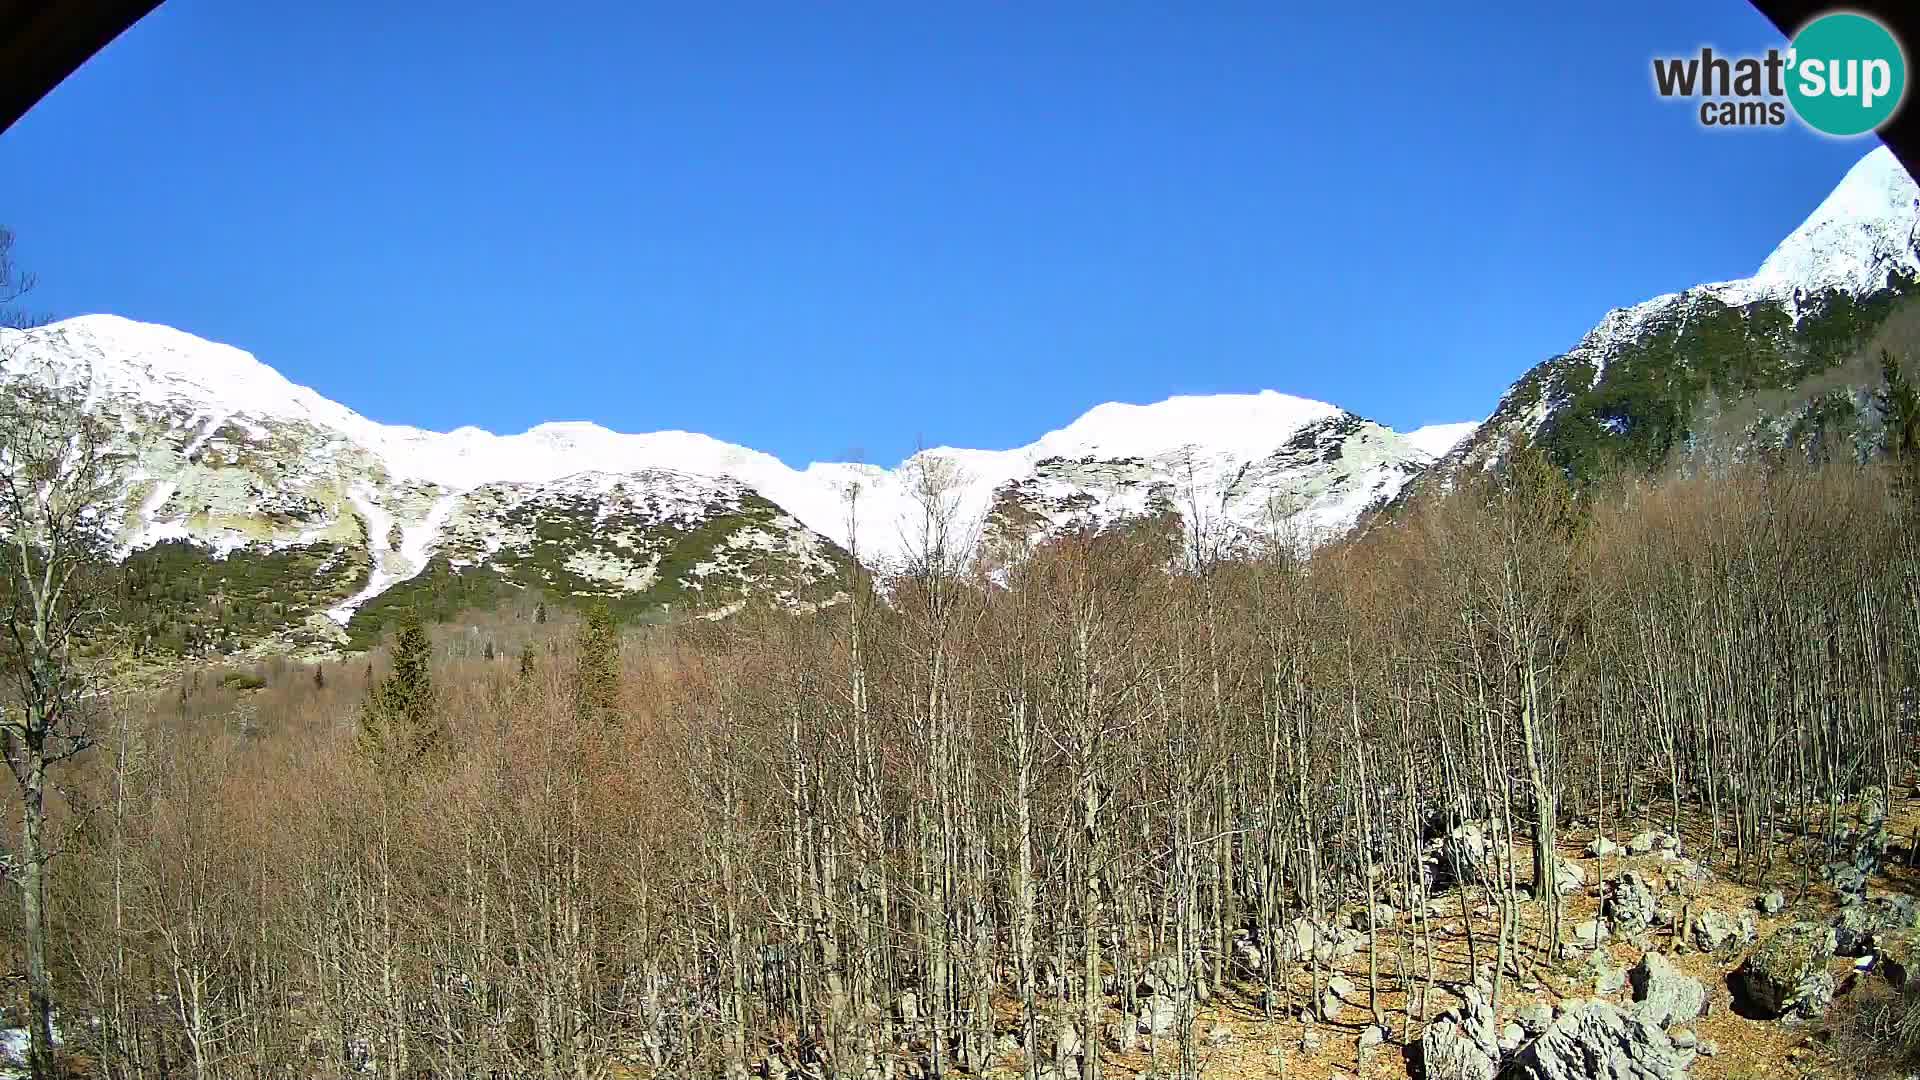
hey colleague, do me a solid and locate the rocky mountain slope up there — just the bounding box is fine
[1432,146,1920,484]
[0,316,1473,654]
[7,145,1918,657]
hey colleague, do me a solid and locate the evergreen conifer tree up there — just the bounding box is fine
[357,610,444,772]
[1876,349,1920,512]
[575,601,620,723]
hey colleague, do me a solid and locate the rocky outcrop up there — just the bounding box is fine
[1606,871,1659,932]
[1833,892,1920,956]
[1731,922,1838,1019]
[1510,1000,1689,1080]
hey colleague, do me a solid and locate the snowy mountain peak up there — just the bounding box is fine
[1403,422,1480,459]
[1747,145,1920,300]
[1030,390,1343,461]
[1440,143,1920,481]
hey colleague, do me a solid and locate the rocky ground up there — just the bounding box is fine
[919,805,1920,1080]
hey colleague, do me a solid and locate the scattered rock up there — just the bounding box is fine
[1591,955,1629,996]
[1234,939,1264,974]
[1050,1021,1083,1070]
[1757,891,1785,916]
[1517,1002,1554,1036]
[1731,921,1838,1019]
[1629,952,1705,1030]
[1826,862,1871,898]
[1301,1026,1324,1052]
[1668,857,1709,880]
[1358,1025,1385,1052]
[1428,821,1501,890]
[1138,955,1189,996]
[1623,829,1679,857]
[1669,1028,1697,1050]
[1858,785,1889,827]
[1509,1000,1687,1080]
[1696,1038,1718,1057]
[1587,836,1621,858]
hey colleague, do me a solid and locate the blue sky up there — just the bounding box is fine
[0,0,1884,467]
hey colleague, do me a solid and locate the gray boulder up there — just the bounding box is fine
[1351,902,1398,930]
[1628,952,1705,1030]
[1688,909,1756,954]
[1625,830,1679,857]
[1757,891,1785,916]
[1552,856,1587,896]
[1586,950,1629,996]
[1135,994,1186,1036]
[1418,989,1499,1080]
[1510,1000,1687,1080]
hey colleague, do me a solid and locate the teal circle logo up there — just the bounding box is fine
[1787,12,1907,136]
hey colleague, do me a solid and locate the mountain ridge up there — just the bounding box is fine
[6,145,1917,655]
[1437,145,1920,479]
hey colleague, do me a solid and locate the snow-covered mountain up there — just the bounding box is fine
[0,314,1469,652]
[9,144,1913,656]
[1436,145,1920,480]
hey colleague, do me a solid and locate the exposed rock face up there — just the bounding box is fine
[1732,922,1838,1019]
[1510,1000,1689,1080]
[1629,953,1705,1030]
[1418,990,1500,1080]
